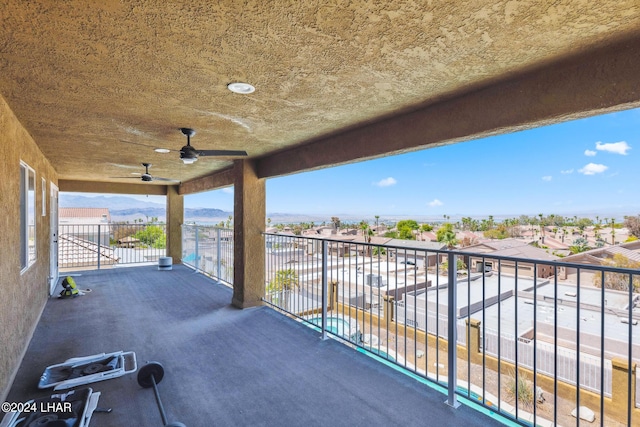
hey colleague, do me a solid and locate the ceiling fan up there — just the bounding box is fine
[115,163,179,182]
[179,127,248,164]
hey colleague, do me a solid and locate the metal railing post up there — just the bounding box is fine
[216,227,222,279]
[194,224,199,272]
[321,240,328,341]
[97,224,101,270]
[446,251,460,408]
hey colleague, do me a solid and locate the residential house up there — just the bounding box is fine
[385,239,448,268]
[56,207,118,269]
[59,207,111,246]
[457,238,560,278]
[560,240,640,283]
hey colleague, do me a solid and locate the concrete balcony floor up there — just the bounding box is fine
[6,265,506,426]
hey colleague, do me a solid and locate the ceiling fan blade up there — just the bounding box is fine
[110,176,143,179]
[120,139,179,152]
[198,149,248,157]
[152,176,180,182]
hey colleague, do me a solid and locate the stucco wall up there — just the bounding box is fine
[0,95,57,401]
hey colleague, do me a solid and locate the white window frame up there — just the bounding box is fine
[20,161,36,272]
[42,177,47,216]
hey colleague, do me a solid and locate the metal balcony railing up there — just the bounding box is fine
[58,223,167,270]
[62,223,640,424]
[181,225,234,285]
[262,232,640,427]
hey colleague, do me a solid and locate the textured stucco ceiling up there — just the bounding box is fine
[1,1,640,186]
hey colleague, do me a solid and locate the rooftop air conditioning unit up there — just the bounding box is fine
[366,274,383,288]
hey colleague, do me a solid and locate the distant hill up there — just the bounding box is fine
[108,207,230,223]
[109,208,166,222]
[59,194,165,210]
[59,194,231,222]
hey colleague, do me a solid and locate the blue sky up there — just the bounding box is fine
[121,107,640,219]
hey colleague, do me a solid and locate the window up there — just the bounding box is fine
[20,161,36,271]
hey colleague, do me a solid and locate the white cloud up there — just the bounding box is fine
[542,176,552,181]
[578,163,608,175]
[560,169,574,174]
[222,187,234,194]
[596,141,631,155]
[584,149,596,157]
[374,177,397,187]
[428,199,443,207]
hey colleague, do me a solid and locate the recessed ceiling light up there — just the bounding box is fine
[228,82,255,94]
[154,148,171,153]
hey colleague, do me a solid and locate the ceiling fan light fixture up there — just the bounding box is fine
[180,142,198,164]
[154,148,171,153]
[227,82,255,94]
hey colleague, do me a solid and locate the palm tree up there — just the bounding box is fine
[374,215,380,232]
[610,218,616,245]
[442,231,458,249]
[437,223,458,249]
[570,238,590,254]
[331,216,341,230]
[360,220,374,255]
[267,269,299,311]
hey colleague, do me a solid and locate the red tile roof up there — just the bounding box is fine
[59,208,111,219]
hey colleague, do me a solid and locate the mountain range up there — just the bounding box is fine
[59,194,229,222]
[59,194,635,225]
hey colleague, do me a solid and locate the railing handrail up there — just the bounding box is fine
[262,231,640,275]
[181,224,234,285]
[58,223,167,270]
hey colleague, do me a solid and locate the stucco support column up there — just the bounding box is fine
[232,159,265,308]
[166,185,183,264]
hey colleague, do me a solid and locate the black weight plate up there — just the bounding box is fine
[137,361,165,388]
[28,414,58,427]
[82,363,103,375]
